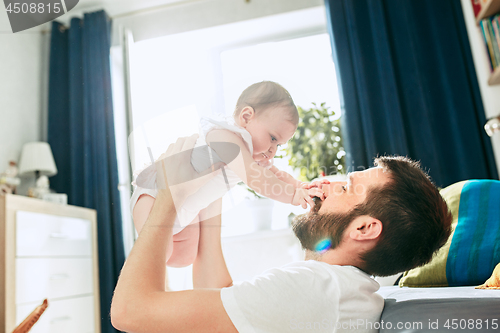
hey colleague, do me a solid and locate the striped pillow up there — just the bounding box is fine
[399,180,500,287]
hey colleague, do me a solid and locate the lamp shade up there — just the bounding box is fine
[18,142,58,177]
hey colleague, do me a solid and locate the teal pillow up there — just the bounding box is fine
[400,179,500,287]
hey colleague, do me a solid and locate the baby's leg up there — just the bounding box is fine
[133,193,201,267]
[167,216,200,267]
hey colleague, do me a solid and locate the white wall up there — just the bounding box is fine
[461,0,500,176]
[0,10,49,189]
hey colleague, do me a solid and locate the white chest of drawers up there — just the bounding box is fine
[0,194,100,333]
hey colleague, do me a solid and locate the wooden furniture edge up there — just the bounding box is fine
[0,195,6,333]
[1,194,101,333]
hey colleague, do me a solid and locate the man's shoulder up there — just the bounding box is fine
[231,261,335,292]
[259,261,366,285]
[229,261,380,298]
[273,261,380,292]
[278,260,370,277]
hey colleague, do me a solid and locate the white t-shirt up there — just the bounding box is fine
[221,260,384,333]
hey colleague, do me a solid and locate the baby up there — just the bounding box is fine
[131,81,326,267]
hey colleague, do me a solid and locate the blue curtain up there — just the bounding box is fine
[325,0,498,187]
[48,10,125,333]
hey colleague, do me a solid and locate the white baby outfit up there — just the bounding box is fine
[130,116,272,235]
[221,260,384,333]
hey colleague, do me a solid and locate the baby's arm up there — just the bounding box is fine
[269,166,303,188]
[206,130,322,207]
[270,166,332,191]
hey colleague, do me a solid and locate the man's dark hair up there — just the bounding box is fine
[357,156,452,276]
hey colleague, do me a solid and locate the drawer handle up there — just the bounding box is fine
[49,233,68,239]
[51,316,71,324]
[50,274,69,280]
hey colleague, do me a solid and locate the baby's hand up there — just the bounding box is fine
[301,179,330,189]
[292,187,325,209]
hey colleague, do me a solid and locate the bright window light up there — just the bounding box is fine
[126,9,341,290]
[129,31,340,234]
[221,34,341,118]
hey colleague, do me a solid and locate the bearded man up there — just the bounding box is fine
[111,135,452,333]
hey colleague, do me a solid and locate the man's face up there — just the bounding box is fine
[315,167,391,214]
[292,167,391,252]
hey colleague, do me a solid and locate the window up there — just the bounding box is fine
[220,34,340,118]
[120,7,341,289]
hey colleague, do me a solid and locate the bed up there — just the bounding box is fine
[377,286,500,333]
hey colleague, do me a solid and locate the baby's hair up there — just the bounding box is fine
[233,81,299,126]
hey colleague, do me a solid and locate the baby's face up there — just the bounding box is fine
[245,106,297,164]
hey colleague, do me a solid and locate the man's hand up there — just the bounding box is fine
[155,134,225,208]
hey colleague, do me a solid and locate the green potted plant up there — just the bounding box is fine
[283,103,346,181]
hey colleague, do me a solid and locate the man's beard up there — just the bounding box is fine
[292,198,359,252]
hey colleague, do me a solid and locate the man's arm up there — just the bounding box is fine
[111,190,238,333]
[193,198,233,289]
[111,136,238,333]
[132,194,171,290]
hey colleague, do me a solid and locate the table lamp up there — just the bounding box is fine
[18,142,57,185]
